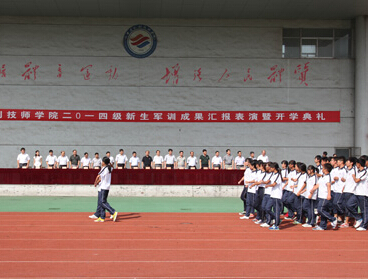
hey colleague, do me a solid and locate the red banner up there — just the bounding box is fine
[0,109,340,123]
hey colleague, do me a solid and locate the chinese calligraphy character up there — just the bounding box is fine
[0,64,6,78]
[106,66,118,81]
[153,113,163,121]
[7,111,16,119]
[22,62,39,81]
[126,112,136,120]
[193,68,202,82]
[194,113,203,121]
[294,62,310,86]
[21,111,31,119]
[262,113,271,121]
[99,113,108,120]
[167,113,176,120]
[49,112,58,120]
[218,69,230,82]
[316,113,326,121]
[249,113,258,121]
[161,63,180,85]
[267,65,284,83]
[81,65,92,80]
[112,113,122,120]
[140,113,149,121]
[235,113,244,121]
[289,113,298,121]
[276,113,285,120]
[57,64,62,78]
[35,111,44,119]
[303,113,312,120]
[221,113,231,121]
[181,113,190,121]
[208,113,217,121]
[244,68,253,82]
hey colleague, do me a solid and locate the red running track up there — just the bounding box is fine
[0,212,367,278]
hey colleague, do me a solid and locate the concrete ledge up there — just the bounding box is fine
[0,185,243,197]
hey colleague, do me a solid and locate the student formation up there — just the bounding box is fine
[238,154,368,232]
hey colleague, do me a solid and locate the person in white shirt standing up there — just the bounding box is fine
[129,151,140,169]
[80,152,92,169]
[46,150,58,169]
[105,151,115,167]
[235,151,245,169]
[115,149,128,169]
[187,151,198,169]
[92,152,102,169]
[93,157,118,223]
[17,147,30,169]
[57,151,69,169]
[33,150,42,169]
[257,150,269,163]
[212,151,222,169]
[153,150,164,169]
[164,149,176,169]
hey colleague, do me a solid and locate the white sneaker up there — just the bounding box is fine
[271,219,275,225]
[260,223,270,228]
[240,216,250,220]
[239,211,246,215]
[110,215,113,219]
[302,223,312,228]
[354,219,363,228]
[356,227,367,231]
[331,218,338,229]
[255,220,263,225]
[89,214,98,219]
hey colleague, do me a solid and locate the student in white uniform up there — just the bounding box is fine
[301,165,318,227]
[211,151,222,169]
[115,149,128,169]
[164,149,176,169]
[80,152,91,169]
[17,147,30,169]
[260,162,274,227]
[241,161,258,219]
[335,156,347,227]
[283,160,297,220]
[312,163,338,230]
[238,158,252,215]
[153,150,164,169]
[265,162,283,230]
[249,162,267,224]
[33,150,42,169]
[93,157,118,223]
[129,151,140,169]
[346,158,367,230]
[57,151,69,169]
[92,152,102,169]
[235,151,246,169]
[46,150,58,169]
[292,163,307,225]
[341,157,358,228]
[187,151,198,169]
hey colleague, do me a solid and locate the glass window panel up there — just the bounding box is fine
[283,28,300,37]
[302,28,333,38]
[334,35,350,58]
[318,39,333,57]
[301,39,317,58]
[282,38,300,58]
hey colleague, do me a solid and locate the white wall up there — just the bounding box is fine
[0,17,354,167]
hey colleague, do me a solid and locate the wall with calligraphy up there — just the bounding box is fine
[0,17,353,167]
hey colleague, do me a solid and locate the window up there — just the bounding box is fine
[282,28,351,58]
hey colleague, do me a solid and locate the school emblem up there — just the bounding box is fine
[123,25,157,58]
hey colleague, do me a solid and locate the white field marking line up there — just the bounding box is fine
[1,260,368,264]
[0,248,366,252]
[0,238,366,242]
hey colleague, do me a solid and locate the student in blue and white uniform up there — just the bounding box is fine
[280,160,289,215]
[346,158,367,230]
[312,163,338,230]
[240,161,257,219]
[292,162,307,225]
[249,162,267,224]
[93,157,118,223]
[301,165,318,227]
[260,162,274,227]
[283,160,297,220]
[341,157,358,228]
[265,162,283,230]
[238,158,252,215]
[331,157,346,225]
